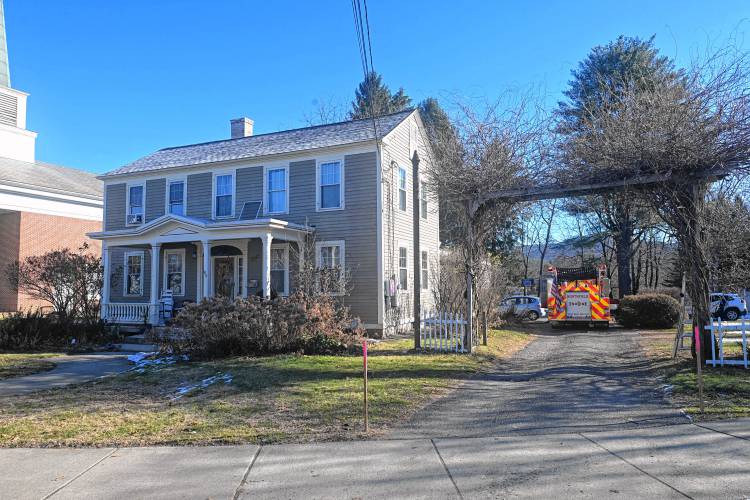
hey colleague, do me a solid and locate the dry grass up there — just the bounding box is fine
[638,329,750,420]
[0,329,532,447]
[0,353,59,380]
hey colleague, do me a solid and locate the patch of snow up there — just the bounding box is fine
[172,373,233,400]
[127,352,154,364]
[128,352,188,373]
[661,384,674,397]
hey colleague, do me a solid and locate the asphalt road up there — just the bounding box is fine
[391,325,690,438]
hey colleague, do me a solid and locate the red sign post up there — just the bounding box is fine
[363,340,369,432]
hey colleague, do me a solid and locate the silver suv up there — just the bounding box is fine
[500,296,545,321]
[710,293,748,321]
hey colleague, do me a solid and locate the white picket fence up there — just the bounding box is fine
[103,303,152,324]
[420,310,468,352]
[706,317,749,368]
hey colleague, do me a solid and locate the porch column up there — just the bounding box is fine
[149,243,161,325]
[101,241,110,320]
[202,240,211,298]
[261,233,273,298]
[241,244,249,298]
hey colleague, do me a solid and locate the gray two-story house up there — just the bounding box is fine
[89,109,440,336]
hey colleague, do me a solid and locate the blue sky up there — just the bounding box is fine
[5,1,749,174]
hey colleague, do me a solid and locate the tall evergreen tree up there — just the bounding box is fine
[349,71,411,119]
[557,36,680,297]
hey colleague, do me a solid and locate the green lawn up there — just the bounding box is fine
[0,328,532,447]
[639,330,750,420]
[0,353,59,380]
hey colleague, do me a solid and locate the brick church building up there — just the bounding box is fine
[0,0,102,312]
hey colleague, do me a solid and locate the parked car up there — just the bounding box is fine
[500,296,546,321]
[710,293,748,321]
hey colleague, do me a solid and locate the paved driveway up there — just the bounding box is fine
[0,353,131,397]
[392,326,689,438]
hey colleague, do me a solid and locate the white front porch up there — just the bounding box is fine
[91,214,310,325]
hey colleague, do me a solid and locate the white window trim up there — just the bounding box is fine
[315,158,345,212]
[123,250,144,297]
[271,243,290,296]
[397,165,407,212]
[420,180,428,219]
[165,177,187,216]
[421,249,429,290]
[263,164,290,215]
[163,248,186,297]
[125,182,145,226]
[398,241,409,292]
[315,240,346,296]
[212,170,236,219]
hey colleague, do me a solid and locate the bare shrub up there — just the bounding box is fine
[161,293,363,359]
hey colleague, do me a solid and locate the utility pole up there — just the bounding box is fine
[412,151,422,349]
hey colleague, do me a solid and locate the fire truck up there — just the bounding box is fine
[541,264,611,328]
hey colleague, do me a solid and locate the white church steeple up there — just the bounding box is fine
[0,0,37,163]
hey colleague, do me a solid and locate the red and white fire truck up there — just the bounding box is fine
[541,264,611,327]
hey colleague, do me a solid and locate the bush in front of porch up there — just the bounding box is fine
[158,293,363,358]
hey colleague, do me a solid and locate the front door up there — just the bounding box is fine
[213,257,236,299]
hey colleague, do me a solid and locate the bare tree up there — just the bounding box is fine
[424,98,548,350]
[6,243,103,324]
[558,46,750,357]
[303,97,347,126]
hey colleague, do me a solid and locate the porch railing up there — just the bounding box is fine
[103,303,152,324]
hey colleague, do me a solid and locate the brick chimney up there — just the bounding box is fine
[230,117,254,139]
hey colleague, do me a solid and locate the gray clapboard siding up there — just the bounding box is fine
[109,246,152,303]
[283,152,379,325]
[235,166,263,217]
[104,183,126,231]
[145,178,166,222]
[187,172,212,219]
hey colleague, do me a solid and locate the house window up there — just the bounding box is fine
[318,160,343,210]
[398,246,408,290]
[164,249,185,296]
[266,167,288,214]
[214,174,234,218]
[420,181,428,219]
[124,251,144,296]
[270,244,289,296]
[421,250,428,289]
[127,184,144,225]
[316,240,345,294]
[398,166,407,211]
[168,180,185,216]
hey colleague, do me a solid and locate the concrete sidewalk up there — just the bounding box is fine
[0,353,131,397]
[1,420,748,499]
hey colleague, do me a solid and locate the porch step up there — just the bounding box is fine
[115,342,159,352]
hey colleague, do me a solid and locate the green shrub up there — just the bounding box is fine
[160,293,363,359]
[616,293,680,329]
[0,309,106,350]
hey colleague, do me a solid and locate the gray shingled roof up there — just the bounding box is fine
[0,156,102,200]
[104,109,414,177]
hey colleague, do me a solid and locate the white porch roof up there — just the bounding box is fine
[88,214,310,246]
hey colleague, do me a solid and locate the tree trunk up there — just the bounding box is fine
[674,184,713,361]
[616,220,633,298]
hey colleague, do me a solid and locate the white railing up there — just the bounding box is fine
[420,310,467,352]
[706,317,749,368]
[104,303,152,324]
